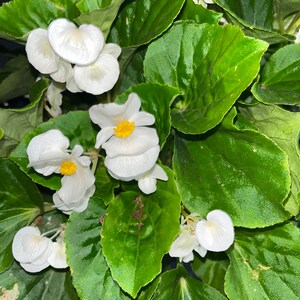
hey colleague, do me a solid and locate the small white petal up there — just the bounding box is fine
[129,111,155,126]
[26,28,59,74]
[148,164,168,181]
[101,43,122,59]
[105,145,159,179]
[46,82,64,116]
[20,260,50,273]
[74,54,120,95]
[103,127,159,158]
[50,59,72,83]
[48,242,68,268]
[195,210,234,252]
[194,245,207,258]
[95,127,114,149]
[48,18,104,65]
[138,177,157,194]
[181,252,194,263]
[66,73,82,93]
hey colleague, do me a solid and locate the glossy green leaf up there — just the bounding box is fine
[116,83,181,148]
[101,167,181,297]
[240,104,300,216]
[144,22,268,134]
[10,111,96,190]
[251,44,300,105]
[65,198,129,300]
[0,263,78,299]
[75,0,124,39]
[0,0,79,41]
[0,159,43,272]
[109,0,185,47]
[0,79,47,157]
[0,55,35,103]
[151,265,227,300]
[173,112,291,228]
[226,223,300,300]
[180,0,222,25]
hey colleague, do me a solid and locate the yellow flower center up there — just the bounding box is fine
[114,121,135,138]
[60,161,77,175]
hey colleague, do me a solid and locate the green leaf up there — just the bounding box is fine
[0,55,35,103]
[109,0,185,47]
[116,83,180,148]
[226,223,300,300]
[101,167,181,297]
[0,0,80,42]
[76,0,113,13]
[10,111,96,190]
[173,112,291,228]
[251,44,300,105]
[65,198,129,300]
[274,0,300,20]
[0,159,43,272]
[144,22,268,134]
[0,79,47,157]
[0,263,78,299]
[151,265,227,300]
[75,0,124,40]
[180,0,222,25]
[239,104,300,216]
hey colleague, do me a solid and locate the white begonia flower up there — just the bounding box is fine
[47,238,68,269]
[50,59,72,83]
[137,164,168,194]
[25,28,59,74]
[295,29,300,44]
[27,129,70,176]
[48,18,104,66]
[12,226,53,273]
[89,92,158,156]
[195,210,234,252]
[46,82,65,116]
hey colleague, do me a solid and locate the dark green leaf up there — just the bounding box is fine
[65,198,129,300]
[251,44,300,105]
[10,111,96,190]
[101,167,181,297]
[151,265,227,300]
[109,0,185,47]
[144,22,268,134]
[0,159,43,272]
[226,223,300,300]
[173,112,291,228]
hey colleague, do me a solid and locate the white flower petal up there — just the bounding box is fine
[48,18,104,65]
[194,245,207,258]
[20,260,50,273]
[46,82,64,116]
[181,252,194,263]
[101,43,122,59]
[195,210,234,252]
[103,127,159,158]
[105,145,159,179]
[149,164,168,181]
[50,59,72,83]
[95,127,114,149]
[74,54,120,95]
[138,177,157,194]
[26,28,59,74]
[48,242,68,268]
[129,111,155,126]
[66,73,82,93]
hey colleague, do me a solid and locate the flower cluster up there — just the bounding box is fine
[26,18,121,96]
[89,92,168,194]
[169,210,234,262]
[12,226,67,273]
[27,129,95,214]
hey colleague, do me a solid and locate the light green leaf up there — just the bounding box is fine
[0,159,43,272]
[109,0,185,47]
[239,104,300,215]
[116,83,181,148]
[75,0,124,40]
[0,78,47,157]
[173,112,291,228]
[0,0,80,42]
[226,223,300,300]
[76,0,113,13]
[65,198,129,300]
[0,263,78,300]
[180,0,222,25]
[251,44,300,105]
[101,167,181,298]
[151,265,227,300]
[144,22,268,134]
[10,111,96,190]
[0,55,35,103]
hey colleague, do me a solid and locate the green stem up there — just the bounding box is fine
[286,12,300,34]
